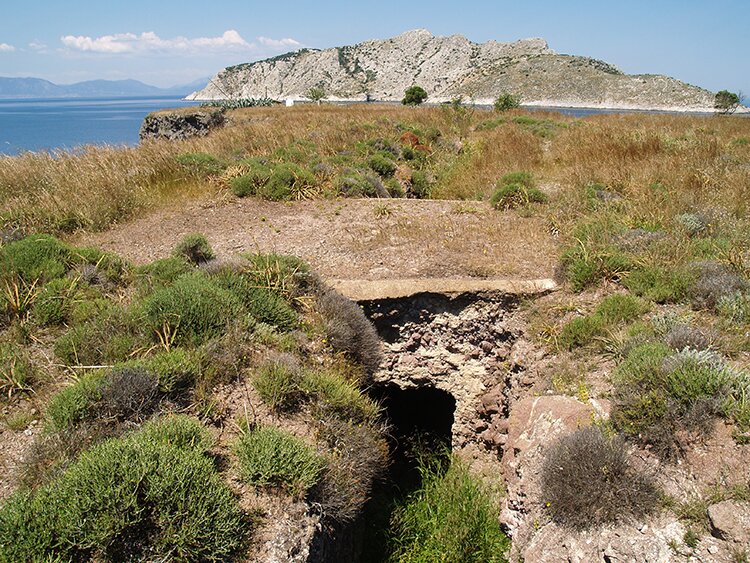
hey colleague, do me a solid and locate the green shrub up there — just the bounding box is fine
[558,294,648,349]
[369,153,397,177]
[54,302,143,365]
[541,425,659,530]
[624,265,692,303]
[315,285,383,378]
[252,360,304,412]
[410,170,430,198]
[134,256,193,294]
[389,457,510,562]
[337,170,389,198]
[0,342,36,398]
[172,233,214,265]
[611,344,738,457]
[493,93,521,112]
[559,315,605,349]
[235,426,324,497]
[260,163,317,201]
[402,85,428,106]
[490,183,548,210]
[0,234,74,283]
[689,261,748,310]
[243,252,310,299]
[212,269,297,331]
[146,348,202,393]
[141,272,244,346]
[562,244,633,292]
[45,372,104,431]
[718,292,750,324]
[301,369,381,424]
[137,414,214,451]
[72,246,130,286]
[31,277,78,326]
[175,152,226,176]
[231,160,272,197]
[498,171,534,188]
[0,418,246,562]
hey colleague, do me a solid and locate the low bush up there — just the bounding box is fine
[175,152,226,176]
[31,277,79,326]
[494,93,521,112]
[718,291,750,324]
[559,294,648,349]
[235,425,324,497]
[624,265,693,303]
[243,252,310,300]
[45,372,104,431]
[301,368,381,424]
[337,170,390,198]
[689,261,748,310]
[0,342,36,398]
[664,323,714,352]
[230,160,272,197]
[145,348,201,393]
[134,256,193,294]
[172,233,214,265]
[140,272,244,346]
[260,163,317,201]
[490,183,547,210]
[0,234,74,284]
[212,269,297,331]
[0,417,246,562]
[410,170,430,198]
[611,344,743,457]
[369,153,397,178]
[252,359,304,412]
[389,457,510,562]
[54,302,143,366]
[541,425,659,529]
[315,286,382,378]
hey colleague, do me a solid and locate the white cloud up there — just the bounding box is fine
[59,30,302,56]
[29,41,48,51]
[0,43,15,52]
[257,36,302,49]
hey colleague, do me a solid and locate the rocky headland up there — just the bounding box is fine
[188,29,722,112]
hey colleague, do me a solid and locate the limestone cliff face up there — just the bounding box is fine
[188,29,717,111]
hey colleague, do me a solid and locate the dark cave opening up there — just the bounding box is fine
[358,384,457,563]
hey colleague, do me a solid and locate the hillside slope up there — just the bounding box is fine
[189,29,717,111]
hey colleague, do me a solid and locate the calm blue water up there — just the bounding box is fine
[0,96,200,156]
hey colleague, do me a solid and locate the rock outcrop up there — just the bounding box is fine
[189,29,719,112]
[139,107,225,141]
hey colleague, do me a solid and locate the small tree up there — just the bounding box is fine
[402,85,428,106]
[714,90,740,115]
[494,93,521,112]
[307,86,326,105]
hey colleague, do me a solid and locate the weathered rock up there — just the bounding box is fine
[708,500,750,544]
[139,107,225,141]
[189,29,722,112]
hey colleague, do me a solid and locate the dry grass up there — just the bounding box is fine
[1,104,748,248]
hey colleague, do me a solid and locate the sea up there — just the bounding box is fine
[0,96,729,157]
[0,96,200,156]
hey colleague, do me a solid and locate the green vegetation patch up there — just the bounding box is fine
[0,416,245,562]
[559,294,649,349]
[490,171,547,210]
[172,233,215,265]
[175,152,226,176]
[235,425,324,497]
[389,457,511,563]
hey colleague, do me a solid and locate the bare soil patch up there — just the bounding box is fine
[78,196,557,282]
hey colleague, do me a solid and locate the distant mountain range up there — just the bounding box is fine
[0,77,209,99]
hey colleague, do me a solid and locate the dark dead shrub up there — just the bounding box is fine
[312,416,389,523]
[98,365,161,422]
[315,285,382,378]
[541,425,659,529]
[689,261,748,310]
[664,323,714,352]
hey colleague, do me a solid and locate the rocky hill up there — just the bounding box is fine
[188,29,718,111]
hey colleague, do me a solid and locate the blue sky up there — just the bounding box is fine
[0,0,747,96]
